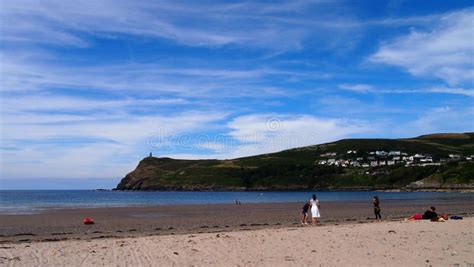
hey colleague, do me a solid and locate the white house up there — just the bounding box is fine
[350,161,361,167]
[320,152,337,157]
[420,158,433,163]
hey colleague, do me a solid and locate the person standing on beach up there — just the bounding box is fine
[373,196,381,221]
[310,194,320,225]
[301,201,310,225]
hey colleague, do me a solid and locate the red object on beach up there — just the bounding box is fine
[413,214,422,220]
[83,218,94,225]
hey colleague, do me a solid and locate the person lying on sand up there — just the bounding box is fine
[407,206,439,221]
[422,206,438,220]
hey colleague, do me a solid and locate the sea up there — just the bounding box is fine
[1,190,473,215]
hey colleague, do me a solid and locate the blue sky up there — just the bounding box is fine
[0,0,473,189]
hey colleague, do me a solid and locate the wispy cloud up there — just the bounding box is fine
[339,82,473,97]
[0,110,228,178]
[391,106,474,137]
[0,54,330,99]
[370,9,474,86]
[1,95,189,112]
[339,84,374,93]
[426,87,474,97]
[1,111,227,143]
[223,114,371,158]
[0,0,357,51]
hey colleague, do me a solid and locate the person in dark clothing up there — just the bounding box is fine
[422,206,438,220]
[301,202,310,225]
[373,196,382,221]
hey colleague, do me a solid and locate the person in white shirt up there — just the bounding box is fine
[309,194,320,225]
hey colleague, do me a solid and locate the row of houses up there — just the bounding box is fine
[318,150,473,168]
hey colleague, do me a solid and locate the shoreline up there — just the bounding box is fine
[1,199,473,244]
[111,187,474,192]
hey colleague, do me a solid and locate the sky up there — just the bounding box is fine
[0,0,473,189]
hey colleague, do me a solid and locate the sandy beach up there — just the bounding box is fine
[0,217,472,266]
[1,198,474,243]
[1,198,473,266]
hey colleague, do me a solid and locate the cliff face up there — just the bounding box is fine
[115,157,244,190]
[116,157,185,190]
[115,133,474,191]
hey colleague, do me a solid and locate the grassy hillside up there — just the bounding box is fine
[116,132,474,191]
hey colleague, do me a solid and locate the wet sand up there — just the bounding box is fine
[1,198,473,243]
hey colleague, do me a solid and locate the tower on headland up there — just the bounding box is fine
[149,152,153,157]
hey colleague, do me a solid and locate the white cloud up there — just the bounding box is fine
[1,95,188,112]
[337,83,474,97]
[158,114,372,160]
[1,142,134,179]
[0,0,356,51]
[425,87,474,97]
[0,111,228,178]
[339,84,374,93]
[0,54,329,99]
[370,9,474,86]
[1,111,227,144]
[223,114,371,158]
[391,106,474,137]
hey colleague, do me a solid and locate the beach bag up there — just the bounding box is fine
[450,215,463,220]
[83,218,94,225]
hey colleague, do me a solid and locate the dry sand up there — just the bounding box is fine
[0,218,473,266]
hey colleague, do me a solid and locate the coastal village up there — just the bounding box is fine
[317,150,473,168]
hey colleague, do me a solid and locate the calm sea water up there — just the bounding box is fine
[1,190,473,214]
